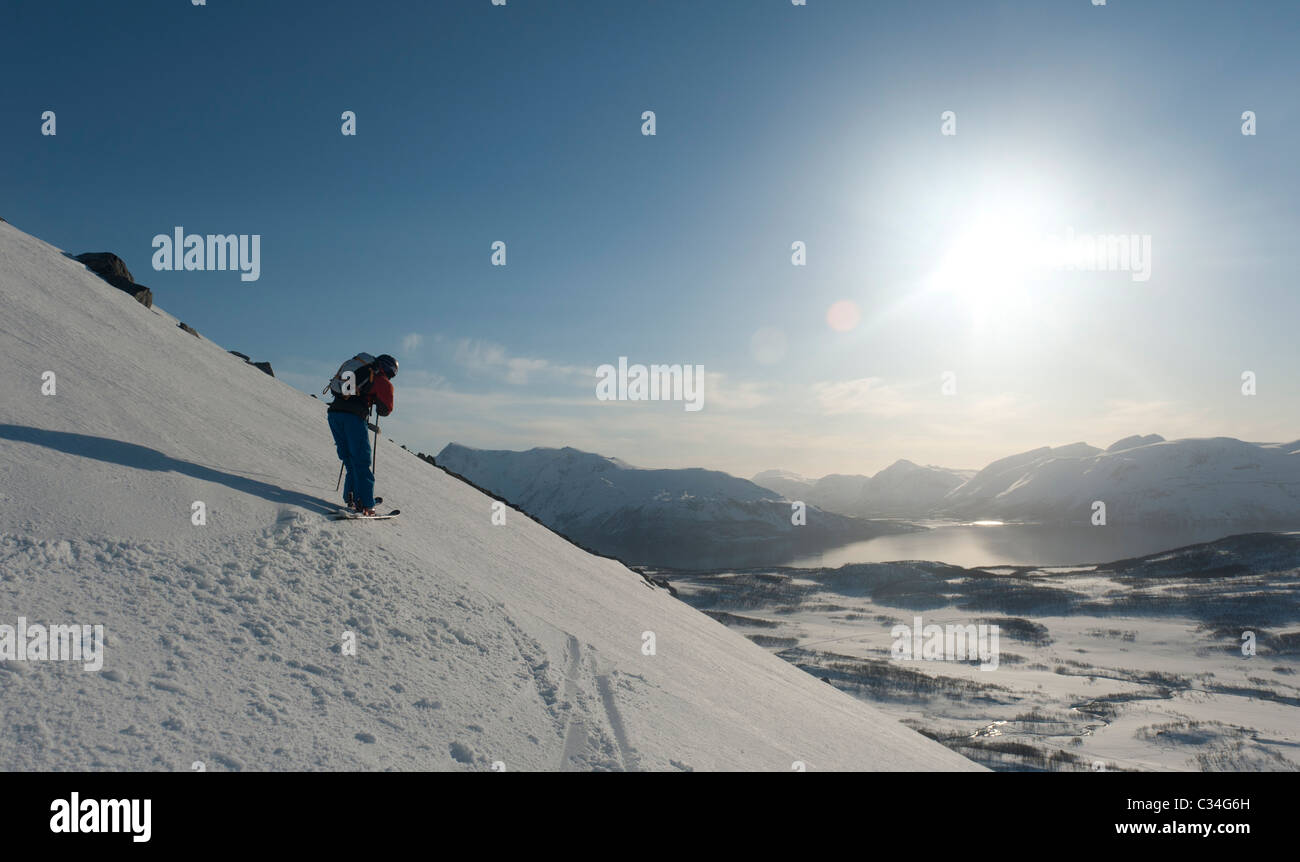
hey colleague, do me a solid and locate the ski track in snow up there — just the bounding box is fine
[556,636,639,771]
[594,660,638,772]
[558,635,587,770]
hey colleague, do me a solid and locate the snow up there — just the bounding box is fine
[1106,434,1166,453]
[0,220,976,771]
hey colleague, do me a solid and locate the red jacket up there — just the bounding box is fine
[369,371,395,417]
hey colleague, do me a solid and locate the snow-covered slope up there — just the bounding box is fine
[0,220,976,771]
[436,444,912,568]
[940,437,1300,525]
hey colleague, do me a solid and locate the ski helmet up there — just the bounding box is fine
[375,354,398,378]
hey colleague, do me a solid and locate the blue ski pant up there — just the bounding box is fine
[328,411,375,508]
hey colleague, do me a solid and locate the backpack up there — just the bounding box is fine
[323,353,377,398]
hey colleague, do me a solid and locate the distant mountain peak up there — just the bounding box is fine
[1106,433,1166,453]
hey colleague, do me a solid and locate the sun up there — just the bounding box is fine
[927,208,1045,308]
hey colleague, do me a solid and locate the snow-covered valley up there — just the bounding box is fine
[663,532,1300,771]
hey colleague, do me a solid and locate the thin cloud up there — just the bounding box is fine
[812,377,921,417]
[703,372,772,410]
[450,338,591,386]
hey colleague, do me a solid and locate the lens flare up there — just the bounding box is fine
[826,300,861,332]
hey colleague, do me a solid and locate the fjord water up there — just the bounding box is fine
[785,521,1299,569]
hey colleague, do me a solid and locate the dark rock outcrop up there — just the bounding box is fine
[178,322,199,337]
[120,283,152,307]
[228,352,274,377]
[76,252,134,283]
[74,252,153,308]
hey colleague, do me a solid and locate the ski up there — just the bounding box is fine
[331,508,400,520]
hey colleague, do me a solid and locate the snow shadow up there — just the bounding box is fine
[0,424,338,513]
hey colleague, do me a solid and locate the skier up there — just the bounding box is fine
[326,353,397,515]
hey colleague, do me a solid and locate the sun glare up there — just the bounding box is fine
[928,209,1044,307]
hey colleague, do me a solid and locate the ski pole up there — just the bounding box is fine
[335,462,344,492]
[372,407,379,475]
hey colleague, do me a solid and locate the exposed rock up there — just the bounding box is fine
[126,284,153,307]
[74,252,153,308]
[75,252,134,284]
[178,322,199,337]
[227,351,273,377]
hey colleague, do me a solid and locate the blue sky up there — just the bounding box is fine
[4,0,1298,477]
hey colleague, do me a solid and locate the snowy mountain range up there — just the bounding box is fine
[941,435,1300,525]
[438,433,1300,565]
[0,218,975,771]
[754,461,974,518]
[755,436,1300,525]
[436,443,915,568]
